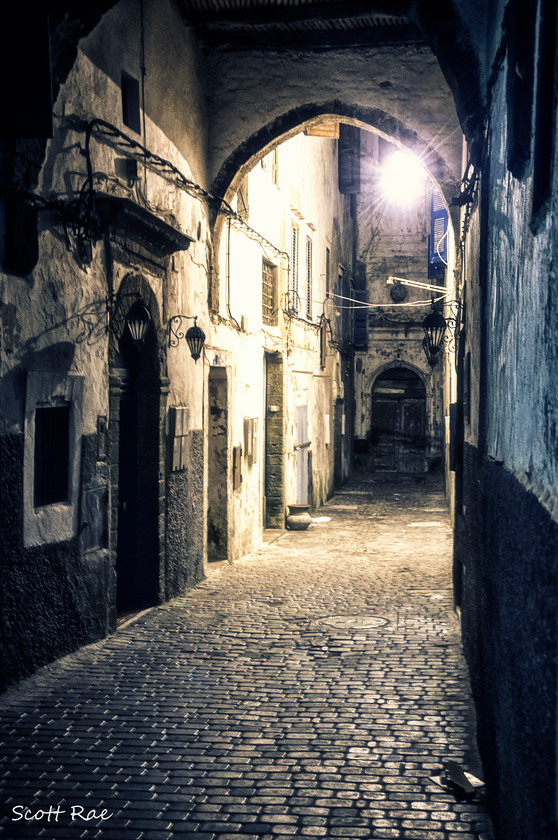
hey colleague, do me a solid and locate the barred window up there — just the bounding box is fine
[262,259,277,326]
[306,236,313,319]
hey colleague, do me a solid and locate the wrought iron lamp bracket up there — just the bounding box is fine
[168,314,206,361]
[444,299,464,355]
[169,314,196,348]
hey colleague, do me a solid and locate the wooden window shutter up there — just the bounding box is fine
[353,289,369,349]
[338,124,361,195]
[428,188,448,280]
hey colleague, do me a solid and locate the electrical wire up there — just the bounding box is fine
[436,227,449,266]
[323,291,448,309]
[14,114,459,316]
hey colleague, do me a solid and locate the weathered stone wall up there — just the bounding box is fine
[0,433,112,689]
[453,2,558,837]
[0,0,209,688]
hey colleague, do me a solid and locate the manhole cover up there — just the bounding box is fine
[317,615,388,630]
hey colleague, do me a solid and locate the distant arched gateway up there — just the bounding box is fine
[370,368,427,473]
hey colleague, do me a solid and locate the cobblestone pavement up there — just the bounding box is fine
[0,473,494,840]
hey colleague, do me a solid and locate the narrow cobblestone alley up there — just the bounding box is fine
[0,475,494,840]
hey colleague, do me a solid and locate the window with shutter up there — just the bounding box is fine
[262,259,277,326]
[428,188,448,280]
[306,236,313,319]
[338,124,361,195]
[291,224,299,312]
[336,269,344,335]
[353,290,369,349]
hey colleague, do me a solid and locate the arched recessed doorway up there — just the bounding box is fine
[370,367,427,473]
[114,301,160,613]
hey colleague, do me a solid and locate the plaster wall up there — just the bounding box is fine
[80,0,208,187]
[211,131,353,558]
[454,15,558,840]
[479,70,558,513]
[0,0,209,688]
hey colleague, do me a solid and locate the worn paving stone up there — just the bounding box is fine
[0,473,494,839]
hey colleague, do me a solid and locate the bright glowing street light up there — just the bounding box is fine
[380,149,427,206]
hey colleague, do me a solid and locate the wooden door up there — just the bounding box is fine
[295,405,309,504]
[371,369,427,473]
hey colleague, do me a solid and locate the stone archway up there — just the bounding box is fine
[210,102,459,211]
[208,103,460,314]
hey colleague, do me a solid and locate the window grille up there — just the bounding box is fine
[306,236,313,319]
[262,259,277,326]
[325,247,330,298]
[34,405,70,507]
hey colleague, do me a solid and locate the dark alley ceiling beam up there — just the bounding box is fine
[176,1,411,28]
[190,23,425,51]
[176,2,423,50]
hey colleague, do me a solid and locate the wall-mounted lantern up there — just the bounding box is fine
[168,315,206,361]
[125,302,152,348]
[422,304,447,367]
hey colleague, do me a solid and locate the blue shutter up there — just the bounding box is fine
[428,188,448,280]
[353,289,368,349]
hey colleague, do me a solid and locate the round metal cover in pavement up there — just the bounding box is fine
[318,615,388,629]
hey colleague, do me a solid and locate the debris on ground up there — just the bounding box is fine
[430,760,486,800]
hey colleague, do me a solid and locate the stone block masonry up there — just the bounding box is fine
[0,474,492,840]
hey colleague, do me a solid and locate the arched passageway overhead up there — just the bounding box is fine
[205,48,463,203]
[177,0,485,155]
[211,104,461,218]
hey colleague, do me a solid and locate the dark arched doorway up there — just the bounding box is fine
[114,302,160,613]
[370,368,427,473]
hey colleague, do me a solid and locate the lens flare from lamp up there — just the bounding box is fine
[380,150,427,207]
